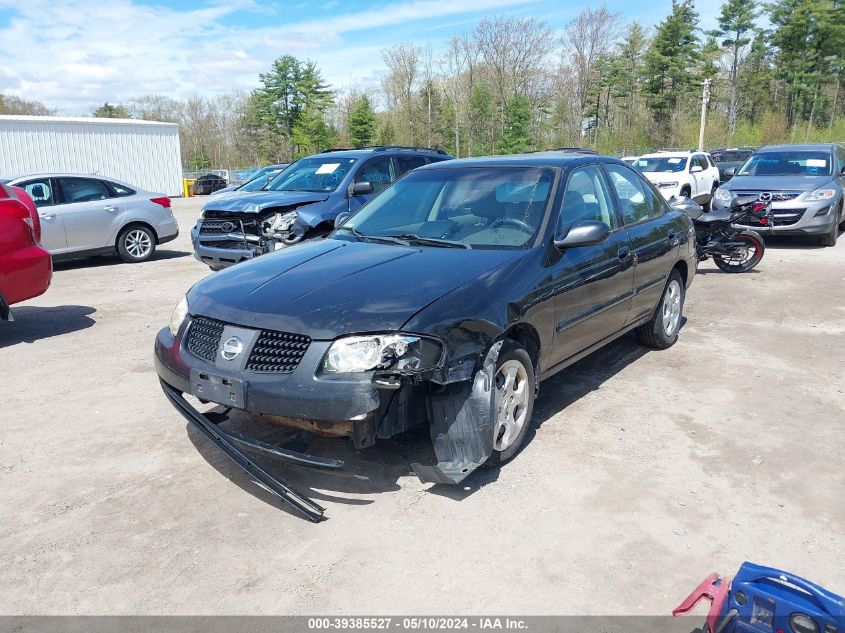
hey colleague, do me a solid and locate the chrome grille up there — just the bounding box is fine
[185,317,224,362]
[732,191,801,202]
[246,330,311,373]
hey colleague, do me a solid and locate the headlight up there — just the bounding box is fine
[714,187,732,202]
[804,188,836,201]
[323,334,443,374]
[658,181,678,188]
[268,211,297,232]
[169,296,189,337]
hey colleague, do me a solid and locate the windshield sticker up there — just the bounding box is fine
[668,158,682,164]
[806,159,827,168]
[316,163,340,174]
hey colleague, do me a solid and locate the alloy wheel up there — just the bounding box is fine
[493,359,530,451]
[125,229,152,259]
[662,279,682,337]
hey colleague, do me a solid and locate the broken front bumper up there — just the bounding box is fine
[159,380,337,522]
[191,221,265,269]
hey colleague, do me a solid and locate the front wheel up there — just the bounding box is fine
[483,344,535,467]
[713,231,765,272]
[117,225,156,263]
[819,214,839,247]
[637,269,685,349]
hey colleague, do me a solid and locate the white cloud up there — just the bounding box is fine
[0,0,536,114]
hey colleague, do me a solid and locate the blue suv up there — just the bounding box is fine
[191,146,452,269]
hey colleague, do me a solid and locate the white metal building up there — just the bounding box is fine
[0,115,182,196]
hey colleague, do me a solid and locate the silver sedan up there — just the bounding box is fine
[6,173,179,263]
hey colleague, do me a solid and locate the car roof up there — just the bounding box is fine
[639,150,704,158]
[8,173,147,191]
[313,145,451,159]
[416,151,620,170]
[756,143,835,153]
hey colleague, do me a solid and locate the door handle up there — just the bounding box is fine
[103,205,118,212]
[39,213,55,220]
[617,246,630,260]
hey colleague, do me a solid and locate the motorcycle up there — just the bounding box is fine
[673,195,772,273]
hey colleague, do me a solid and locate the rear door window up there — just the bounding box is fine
[109,182,136,197]
[396,155,428,176]
[59,178,111,203]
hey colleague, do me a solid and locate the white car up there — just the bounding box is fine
[6,173,179,263]
[634,151,721,206]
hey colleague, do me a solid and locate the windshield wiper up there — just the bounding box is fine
[386,234,471,249]
[336,226,410,246]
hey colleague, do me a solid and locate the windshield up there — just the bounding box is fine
[239,169,284,192]
[635,156,688,172]
[737,151,832,177]
[339,166,555,250]
[266,157,356,192]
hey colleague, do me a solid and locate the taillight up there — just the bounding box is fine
[150,197,171,208]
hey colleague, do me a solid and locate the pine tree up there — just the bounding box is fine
[348,95,376,148]
[498,95,533,154]
[711,0,756,137]
[642,0,700,123]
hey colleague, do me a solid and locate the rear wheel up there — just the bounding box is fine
[117,225,156,263]
[483,344,535,467]
[637,269,685,349]
[713,231,765,272]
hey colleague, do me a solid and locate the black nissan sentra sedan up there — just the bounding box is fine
[156,150,697,521]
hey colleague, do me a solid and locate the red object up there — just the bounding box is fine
[0,183,52,313]
[673,572,732,633]
[751,201,767,213]
[759,217,769,225]
[150,196,171,209]
[7,184,41,243]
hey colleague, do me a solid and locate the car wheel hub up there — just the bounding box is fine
[126,230,152,258]
[493,359,529,452]
[662,280,682,337]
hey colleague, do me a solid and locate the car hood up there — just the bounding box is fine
[641,171,685,183]
[187,238,518,339]
[725,175,832,192]
[201,190,330,214]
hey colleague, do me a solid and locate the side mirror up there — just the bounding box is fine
[335,211,352,227]
[670,196,703,220]
[690,165,703,173]
[723,166,736,178]
[350,181,373,196]
[554,220,611,249]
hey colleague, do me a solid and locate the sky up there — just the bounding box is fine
[0,0,724,115]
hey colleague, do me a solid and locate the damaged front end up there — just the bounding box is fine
[192,208,308,269]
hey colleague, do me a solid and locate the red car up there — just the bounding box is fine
[0,182,52,321]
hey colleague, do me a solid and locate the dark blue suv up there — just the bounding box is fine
[191,146,452,269]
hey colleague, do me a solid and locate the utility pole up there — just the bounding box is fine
[698,79,712,151]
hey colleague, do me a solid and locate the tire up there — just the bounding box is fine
[703,183,718,211]
[680,186,691,199]
[637,269,685,349]
[713,231,765,272]
[483,343,535,467]
[117,225,156,263]
[838,202,845,231]
[818,219,838,247]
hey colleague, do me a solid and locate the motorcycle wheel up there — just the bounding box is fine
[713,231,765,273]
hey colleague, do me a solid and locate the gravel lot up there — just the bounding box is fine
[2,197,843,615]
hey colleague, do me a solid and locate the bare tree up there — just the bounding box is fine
[562,6,622,116]
[382,43,421,144]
